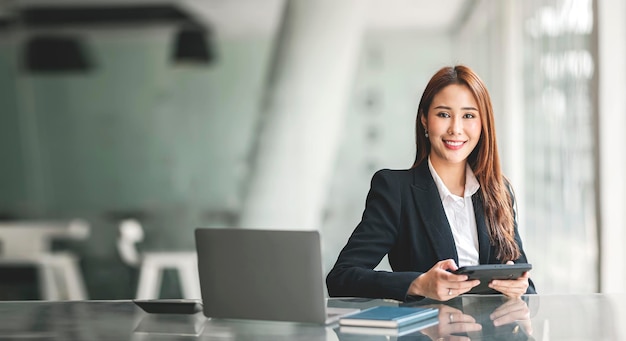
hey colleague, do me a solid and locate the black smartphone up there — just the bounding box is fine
[133,299,203,314]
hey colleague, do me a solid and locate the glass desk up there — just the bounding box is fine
[0,294,624,340]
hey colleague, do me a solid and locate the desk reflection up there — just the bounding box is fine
[0,295,624,340]
[132,312,336,341]
[132,314,205,340]
[417,296,534,340]
[335,296,535,341]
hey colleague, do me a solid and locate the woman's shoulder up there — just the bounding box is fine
[371,167,419,184]
[372,167,415,176]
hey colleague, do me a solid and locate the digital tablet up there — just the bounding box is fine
[453,263,532,294]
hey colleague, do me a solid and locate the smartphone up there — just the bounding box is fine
[133,299,203,314]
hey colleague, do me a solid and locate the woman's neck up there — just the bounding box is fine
[431,159,466,197]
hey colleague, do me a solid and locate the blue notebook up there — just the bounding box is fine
[338,306,439,328]
[339,316,439,336]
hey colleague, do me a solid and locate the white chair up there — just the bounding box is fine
[117,219,200,300]
[0,219,90,300]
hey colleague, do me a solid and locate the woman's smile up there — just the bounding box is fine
[443,139,466,150]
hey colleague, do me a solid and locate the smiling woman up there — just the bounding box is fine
[326,65,536,302]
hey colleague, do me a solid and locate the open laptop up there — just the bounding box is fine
[194,228,358,324]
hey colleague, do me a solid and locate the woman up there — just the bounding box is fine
[326,65,535,301]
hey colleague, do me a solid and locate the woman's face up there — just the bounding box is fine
[421,83,482,168]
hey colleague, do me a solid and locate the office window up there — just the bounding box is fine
[521,0,597,293]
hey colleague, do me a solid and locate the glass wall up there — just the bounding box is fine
[454,0,597,293]
[521,0,597,293]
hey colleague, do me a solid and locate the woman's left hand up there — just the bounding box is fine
[488,261,530,298]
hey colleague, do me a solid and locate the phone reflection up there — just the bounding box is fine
[132,313,205,340]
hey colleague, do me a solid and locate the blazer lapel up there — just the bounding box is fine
[410,163,458,263]
[472,194,492,263]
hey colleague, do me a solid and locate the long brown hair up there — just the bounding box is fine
[413,65,520,261]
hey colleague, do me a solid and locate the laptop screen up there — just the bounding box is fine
[194,228,330,324]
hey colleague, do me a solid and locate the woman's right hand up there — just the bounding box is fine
[408,259,480,301]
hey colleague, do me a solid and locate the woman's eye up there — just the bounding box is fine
[436,112,450,118]
[463,113,476,119]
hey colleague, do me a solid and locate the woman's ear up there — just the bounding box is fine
[420,111,427,131]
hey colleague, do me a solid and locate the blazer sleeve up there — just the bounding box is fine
[326,169,421,301]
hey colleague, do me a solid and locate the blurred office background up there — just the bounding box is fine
[0,0,624,300]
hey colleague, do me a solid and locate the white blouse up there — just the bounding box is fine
[428,158,480,267]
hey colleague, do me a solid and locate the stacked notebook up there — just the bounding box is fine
[338,306,439,337]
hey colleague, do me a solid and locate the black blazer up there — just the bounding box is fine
[326,162,536,301]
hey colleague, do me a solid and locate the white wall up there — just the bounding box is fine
[597,0,626,293]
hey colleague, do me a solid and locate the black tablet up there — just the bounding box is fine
[454,263,532,294]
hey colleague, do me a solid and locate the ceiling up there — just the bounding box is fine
[366,0,468,32]
[2,0,469,37]
[185,0,469,37]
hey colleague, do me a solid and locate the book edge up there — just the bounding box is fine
[339,306,438,328]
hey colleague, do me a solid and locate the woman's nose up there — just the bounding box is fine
[448,117,462,135]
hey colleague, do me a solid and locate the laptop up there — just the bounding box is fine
[194,228,358,324]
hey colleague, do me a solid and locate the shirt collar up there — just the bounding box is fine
[428,157,480,201]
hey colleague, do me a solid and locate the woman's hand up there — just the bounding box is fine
[408,259,480,301]
[488,261,530,298]
[420,304,482,341]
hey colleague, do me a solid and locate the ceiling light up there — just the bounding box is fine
[172,25,215,65]
[23,35,91,73]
